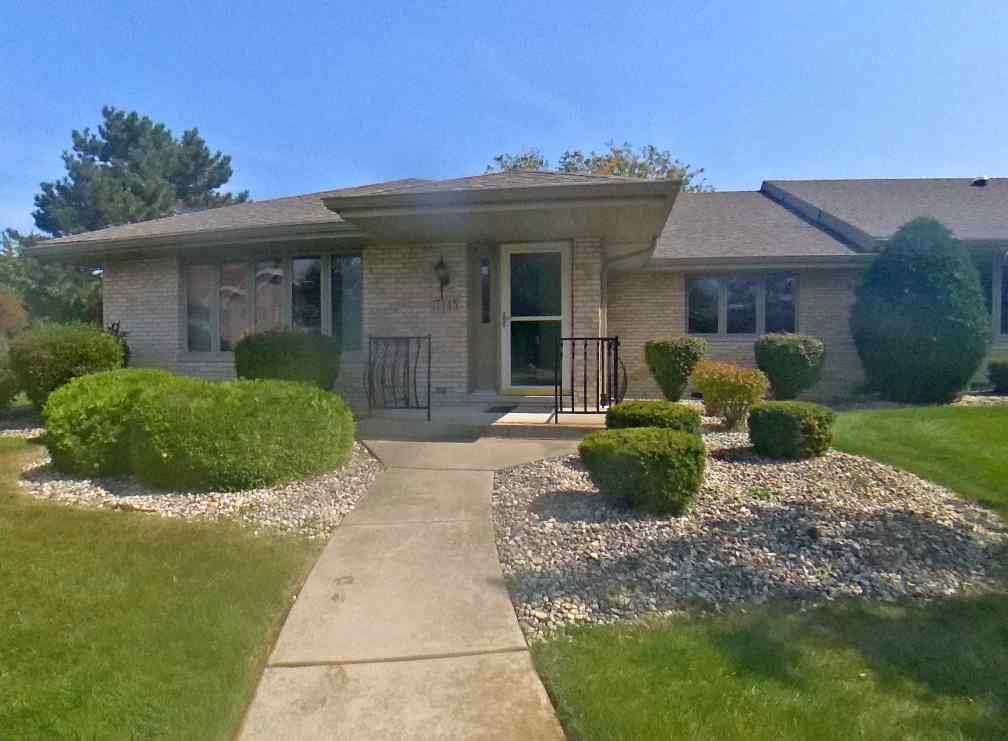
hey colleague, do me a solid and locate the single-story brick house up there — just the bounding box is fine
[29,172,1008,409]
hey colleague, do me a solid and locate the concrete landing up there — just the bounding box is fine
[240,440,568,740]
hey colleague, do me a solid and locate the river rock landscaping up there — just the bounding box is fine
[17,442,380,538]
[492,431,1006,641]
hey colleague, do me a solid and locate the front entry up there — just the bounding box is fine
[500,242,570,393]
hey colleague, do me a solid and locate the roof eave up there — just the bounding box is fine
[26,221,365,261]
[624,253,875,272]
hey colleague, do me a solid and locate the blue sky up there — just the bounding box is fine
[2,0,1006,235]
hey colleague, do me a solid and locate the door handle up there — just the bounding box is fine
[502,312,509,327]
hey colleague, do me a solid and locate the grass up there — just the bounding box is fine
[0,436,321,739]
[534,597,1008,740]
[833,405,1008,518]
[534,405,1008,740]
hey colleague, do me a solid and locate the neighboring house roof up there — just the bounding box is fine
[650,191,857,265]
[764,178,1008,245]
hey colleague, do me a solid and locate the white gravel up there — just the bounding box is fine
[492,433,1006,641]
[17,442,381,538]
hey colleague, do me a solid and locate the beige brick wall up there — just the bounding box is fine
[359,243,469,404]
[607,267,867,401]
[103,255,184,369]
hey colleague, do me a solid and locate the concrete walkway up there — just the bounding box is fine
[241,437,576,740]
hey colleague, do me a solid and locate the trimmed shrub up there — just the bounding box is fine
[130,378,354,491]
[579,427,706,515]
[850,217,991,403]
[644,337,707,400]
[691,360,769,428]
[9,322,124,409]
[0,366,17,411]
[606,400,701,434]
[234,331,341,390]
[749,401,836,459]
[0,289,28,336]
[989,360,1008,394]
[754,333,825,400]
[44,368,176,476]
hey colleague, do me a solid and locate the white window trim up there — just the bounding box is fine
[686,272,800,338]
[182,252,362,356]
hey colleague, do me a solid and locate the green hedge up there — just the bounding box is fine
[754,333,825,400]
[644,338,707,400]
[989,360,1008,394]
[130,378,354,491]
[8,322,124,410]
[748,401,836,459]
[234,331,341,390]
[850,217,990,403]
[43,369,175,476]
[0,365,17,411]
[579,427,706,515]
[606,400,701,434]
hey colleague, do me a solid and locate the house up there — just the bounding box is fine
[29,172,1008,409]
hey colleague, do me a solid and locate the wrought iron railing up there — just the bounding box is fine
[554,336,626,419]
[366,335,432,421]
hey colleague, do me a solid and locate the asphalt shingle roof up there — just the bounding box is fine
[765,178,1008,242]
[653,191,856,261]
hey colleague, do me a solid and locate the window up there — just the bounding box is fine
[480,257,491,324]
[1002,263,1008,335]
[331,255,362,350]
[687,277,720,334]
[185,254,362,352]
[219,262,250,351]
[687,273,797,336]
[186,265,215,352]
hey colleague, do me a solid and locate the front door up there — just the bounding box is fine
[500,242,570,392]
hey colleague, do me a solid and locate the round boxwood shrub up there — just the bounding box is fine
[989,360,1008,394]
[748,401,836,459]
[606,400,701,434]
[754,333,825,400]
[691,360,769,428]
[234,330,342,389]
[578,427,706,515]
[850,217,991,403]
[8,322,124,410]
[130,378,354,491]
[644,337,707,400]
[43,368,176,476]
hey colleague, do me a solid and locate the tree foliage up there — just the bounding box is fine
[0,229,101,323]
[33,106,249,237]
[488,140,712,192]
[850,217,991,403]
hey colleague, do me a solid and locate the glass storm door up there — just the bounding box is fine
[500,243,569,390]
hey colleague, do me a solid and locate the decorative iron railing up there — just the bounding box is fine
[554,336,626,419]
[366,335,432,421]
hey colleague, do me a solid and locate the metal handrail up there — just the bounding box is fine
[554,336,625,420]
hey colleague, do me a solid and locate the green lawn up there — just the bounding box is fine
[534,597,1008,741]
[0,437,320,739]
[833,405,1008,518]
[535,405,1008,740]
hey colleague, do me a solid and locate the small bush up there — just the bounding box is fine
[579,427,706,515]
[44,368,176,476]
[0,289,28,336]
[130,378,354,491]
[644,338,707,400]
[989,360,1008,394]
[9,322,124,409]
[0,365,17,411]
[749,401,836,459]
[754,333,825,399]
[850,217,990,403]
[691,361,768,428]
[606,400,701,434]
[234,331,341,389]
